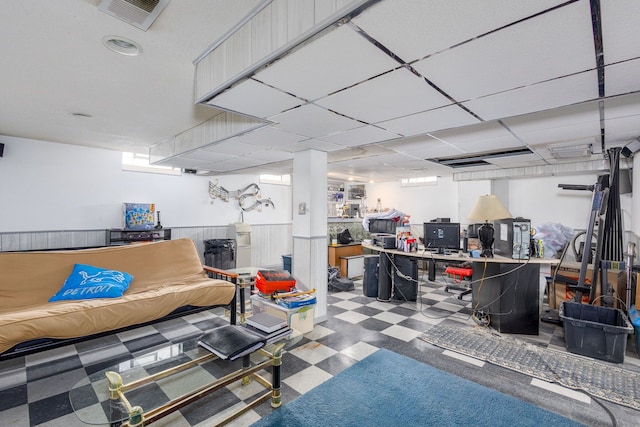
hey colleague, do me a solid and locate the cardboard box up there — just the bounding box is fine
[251,295,315,333]
[550,262,626,309]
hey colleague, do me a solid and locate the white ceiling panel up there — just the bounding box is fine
[237,126,307,149]
[207,78,303,119]
[413,1,595,101]
[159,156,227,169]
[430,121,516,145]
[601,0,640,65]
[244,149,294,162]
[318,125,401,147]
[603,115,640,145]
[203,139,257,156]
[503,102,601,147]
[379,135,465,158]
[215,156,266,170]
[485,153,546,167]
[463,71,599,121]
[253,24,398,101]
[377,104,480,137]
[177,149,238,162]
[283,138,345,153]
[605,58,640,97]
[316,68,452,123]
[352,0,567,63]
[269,104,361,138]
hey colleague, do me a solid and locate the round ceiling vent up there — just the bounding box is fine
[102,35,142,56]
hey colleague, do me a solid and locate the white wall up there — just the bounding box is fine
[0,136,293,232]
[364,177,459,226]
[365,172,633,237]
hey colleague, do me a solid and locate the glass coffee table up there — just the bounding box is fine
[69,329,301,426]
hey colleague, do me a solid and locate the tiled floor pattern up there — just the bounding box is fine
[1,272,640,426]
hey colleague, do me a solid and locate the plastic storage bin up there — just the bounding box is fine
[251,295,315,333]
[282,254,292,273]
[559,301,633,363]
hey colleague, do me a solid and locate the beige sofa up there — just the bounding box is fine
[0,238,237,357]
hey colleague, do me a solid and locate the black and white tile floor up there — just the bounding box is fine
[1,272,639,426]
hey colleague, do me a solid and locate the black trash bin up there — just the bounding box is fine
[203,239,236,270]
[363,255,379,297]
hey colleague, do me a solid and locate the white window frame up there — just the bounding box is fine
[401,176,438,187]
[260,174,291,186]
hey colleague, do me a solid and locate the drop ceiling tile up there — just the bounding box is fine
[283,138,345,153]
[603,115,640,145]
[318,125,401,147]
[601,0,640,64]
[462,71,599,121]
[485,153,545,167]
[603,92,640,119]
[269,104,361,138]
[605,58,640,97]
[383,138,465,159]
[316,68,452,123]
[327,144,396,162]
[413,1,594,101]
[377,104,480,137]
[353,0,567,63]
[244,149,294,162]
[503,102,601,146]
[177,149,238,162]
[206,78,303,118]
[203,139,257,156]
[215,156,266,170]
[238,126,307,149]
[253,24,398,101]
[430,121,515,145]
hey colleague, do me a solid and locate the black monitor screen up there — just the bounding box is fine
[423,222,461,253]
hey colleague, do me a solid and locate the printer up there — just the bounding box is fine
[372,233,396,249]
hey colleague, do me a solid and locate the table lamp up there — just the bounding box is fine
[467,194,512,257]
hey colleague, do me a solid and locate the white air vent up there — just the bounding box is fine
[98,0,170,31]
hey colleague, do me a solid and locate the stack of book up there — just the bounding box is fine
[270,289,317,309]
[198,325,266,361]
[244,312,292,342]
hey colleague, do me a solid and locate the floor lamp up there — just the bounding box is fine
[467,195,512,257]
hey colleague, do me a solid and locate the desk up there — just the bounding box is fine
[362,243,558,334]
[328,243,363,277]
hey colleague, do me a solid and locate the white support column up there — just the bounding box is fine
[292,150,328,322]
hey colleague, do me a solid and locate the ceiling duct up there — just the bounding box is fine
[98,0,169,31]
[427,147,533,168]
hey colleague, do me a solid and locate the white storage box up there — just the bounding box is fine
[250,295,315,334]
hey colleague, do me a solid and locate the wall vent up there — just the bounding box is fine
[98,0,170,31]
[427,147,533,168]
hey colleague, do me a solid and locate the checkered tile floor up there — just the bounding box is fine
[1,271,639,426]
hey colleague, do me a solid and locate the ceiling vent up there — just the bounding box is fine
[427,147,533,168]
[98,0,170,31]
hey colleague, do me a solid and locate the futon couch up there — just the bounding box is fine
[0,238,237,358]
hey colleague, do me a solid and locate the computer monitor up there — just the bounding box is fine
[423,222,461,253]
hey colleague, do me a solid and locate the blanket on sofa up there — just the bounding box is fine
[0,238,236,355]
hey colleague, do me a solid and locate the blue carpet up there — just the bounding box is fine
[251,349,585,427]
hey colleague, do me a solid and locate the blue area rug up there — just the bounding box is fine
[251,349,584,427]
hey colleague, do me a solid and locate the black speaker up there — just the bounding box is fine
[0,143,4,157]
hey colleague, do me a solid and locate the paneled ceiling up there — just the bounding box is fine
[2,0,640,183]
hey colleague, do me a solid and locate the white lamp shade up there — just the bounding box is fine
[467,194,512,222]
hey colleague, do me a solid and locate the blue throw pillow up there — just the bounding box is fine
[49,264,133,302]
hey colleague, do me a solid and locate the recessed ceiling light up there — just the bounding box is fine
[102,35,142,56]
